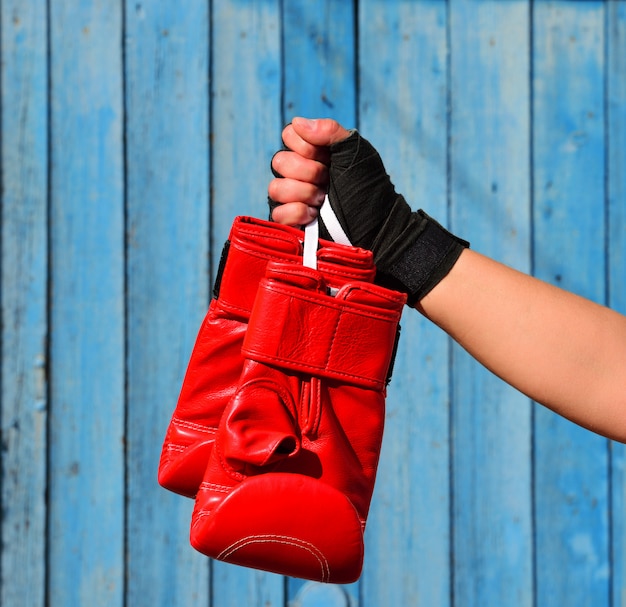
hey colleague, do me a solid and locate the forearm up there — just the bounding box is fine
[268,119,626,441]
[418,249,626,442]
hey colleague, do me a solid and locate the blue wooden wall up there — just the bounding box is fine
[1,1,624,606]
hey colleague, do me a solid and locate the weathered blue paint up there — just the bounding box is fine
[449,2,533,606]
[609,4,626,606]
[211,0,283,254]
[46,2,126,606]
[124,1,211,605]
[1,2,625,606]
[283,0,356,127]
[0,1,48,606]
[291,581,354,607]
[533,3,610,606]
[359,2,452,606]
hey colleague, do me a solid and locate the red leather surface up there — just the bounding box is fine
[244,264,406,390]
[190,262,405,582]
[158,217,376,498]
[191,473,364,584]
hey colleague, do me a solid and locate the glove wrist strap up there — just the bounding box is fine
[243,266,405,390]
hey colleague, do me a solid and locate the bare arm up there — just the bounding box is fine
[269,117,626,442]
[419,249,626,442]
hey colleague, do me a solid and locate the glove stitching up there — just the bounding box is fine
[243,377,299,422]
[265,283,402,322]
[300,378,323,438]
[237,224,301,245]
[198,481,231,494]
[172,416,217,434]
[230,242,299,264]
[217,535,330,583]
[326,310,343,384]
[163,444,186,453]
[245,350,383,390]
[299,382,310,435]
[310,378,323,437]
[215,430,246,483]
[216,299,253,317]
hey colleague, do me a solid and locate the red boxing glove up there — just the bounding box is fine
[158,217,376,497]
[190,261,405,583]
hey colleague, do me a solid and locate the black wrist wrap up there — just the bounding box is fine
[269,130,469,305]
[320,131,468,305]
[374,211,468,306]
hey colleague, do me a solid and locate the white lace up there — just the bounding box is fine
[302,195,352,270]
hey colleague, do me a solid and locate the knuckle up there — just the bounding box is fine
[267,179,283,200]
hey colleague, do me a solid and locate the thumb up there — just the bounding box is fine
[291,117,352,147]
[222,374,300,469]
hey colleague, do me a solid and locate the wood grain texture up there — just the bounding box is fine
[532,3,610,606]
[210,2,285,606]
[47,2,125,605]
[291,582,353,607]
[282,0,356,126]
[211,0,283,254]
[449,2,533,605]
[0,1,48,605]
[608,3,626,606]
[358,2,452,605]
[124,1,211,605]
[0,3,624,606]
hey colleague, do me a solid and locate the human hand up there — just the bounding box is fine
[267,117,468,305]
[268,117,401,252]
[268,117,351,226]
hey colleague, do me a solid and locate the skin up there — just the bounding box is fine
[269,117,626,443]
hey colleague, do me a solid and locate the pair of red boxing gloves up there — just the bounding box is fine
[157,214,406,584]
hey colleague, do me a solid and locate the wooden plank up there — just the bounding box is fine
[210,2,285,604]
[211,0,283,253]
[532,3,610,605]
[358,2,452,605]
[282,0,356,126]
[281,1,357,603]
[0,1,48,606]
[449,2,533,605]
[47,2,125,605]
[124,2,211,606]
[291,582,353,607]
[608,3,626,606]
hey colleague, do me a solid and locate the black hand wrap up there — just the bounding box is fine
[319,131,468,306]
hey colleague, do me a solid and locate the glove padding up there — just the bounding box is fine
[190,261,406,583]
[158,216,376,498]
